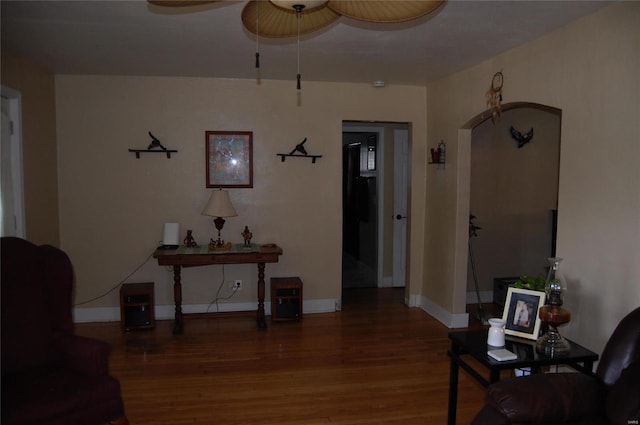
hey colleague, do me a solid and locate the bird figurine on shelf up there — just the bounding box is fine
[509,126,534,148]
[148,131,167,151]
[277,137,322,163]
[289,137,308,156]
[242,226,253,248]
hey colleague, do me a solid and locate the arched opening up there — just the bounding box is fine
[454,102,562,323]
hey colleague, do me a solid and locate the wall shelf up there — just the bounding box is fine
[129,149,177,159]
[276,153,322,163]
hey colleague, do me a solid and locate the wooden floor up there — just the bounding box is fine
[77,289,488,425]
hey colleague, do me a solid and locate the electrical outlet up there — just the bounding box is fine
[234,280,242,291]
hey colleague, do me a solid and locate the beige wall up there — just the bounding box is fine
[1,49,60,246]
[55,76,427,314]
[425,2,640,352]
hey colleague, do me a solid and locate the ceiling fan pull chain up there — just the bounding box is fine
[296,5,302,90]
[255,0,260,68]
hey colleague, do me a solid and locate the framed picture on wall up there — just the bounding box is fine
[502,287,545,340]
[205,131,253,188]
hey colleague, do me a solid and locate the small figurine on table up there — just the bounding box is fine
[183,230,197,247]
[242,226,253,247]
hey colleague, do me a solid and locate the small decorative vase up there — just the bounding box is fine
[430,148,440,163]
[487,318,506,347]
[536,257,571,356]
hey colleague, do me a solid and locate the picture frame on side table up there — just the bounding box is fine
[502,287,545,340]
[206,131,253,188]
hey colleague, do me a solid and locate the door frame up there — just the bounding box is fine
[1,85,26,238]
[342,121,410,292]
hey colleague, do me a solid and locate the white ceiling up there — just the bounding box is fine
[1,1,611,86]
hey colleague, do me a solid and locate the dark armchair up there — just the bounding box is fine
[1,237,128,425]
[471,306,640,425]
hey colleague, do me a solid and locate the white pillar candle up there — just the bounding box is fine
[163,222,180,246]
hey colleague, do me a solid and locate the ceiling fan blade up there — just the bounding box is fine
[242,0,340,38]
[327,0,444,23]
[147,0,219,7]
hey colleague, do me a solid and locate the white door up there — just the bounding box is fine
[392,129,408,287]
[1,87,26,238]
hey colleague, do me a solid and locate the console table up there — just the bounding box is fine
[153,243,283,334]
[447,329,598,425]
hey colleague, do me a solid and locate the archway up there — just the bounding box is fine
[453,102,562,322]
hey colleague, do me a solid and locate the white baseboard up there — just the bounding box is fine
[73,298,338,323]
[407,293,421,308]
[418,295,469,328]
[304,298,337,314]
[379,276,395,288]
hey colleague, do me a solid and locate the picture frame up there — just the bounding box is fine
[205,131,253,188]
[501,287,545,340]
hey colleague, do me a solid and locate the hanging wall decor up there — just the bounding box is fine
[486,72,504,123]
[510,126,534,148]
[205,131,253,188]
[277,137,322,163]
[128,131,178,158]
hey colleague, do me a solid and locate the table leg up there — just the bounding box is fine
[172,265,183,335]
[257,262,267,329]
[448,347,460,425]
[584,360,594,374]
[489,368,500,383]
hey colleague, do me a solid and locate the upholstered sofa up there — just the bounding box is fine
[471,306,640,425]
[1,237,128,425]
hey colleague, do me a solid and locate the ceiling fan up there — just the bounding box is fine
[148,0,445,38]
[149,1,444,90]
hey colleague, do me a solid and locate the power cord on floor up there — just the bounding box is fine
[74,251,154,306]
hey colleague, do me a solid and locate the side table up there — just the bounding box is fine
[447,329,598,425]
[120,282,155,331]
[271,277,303,322]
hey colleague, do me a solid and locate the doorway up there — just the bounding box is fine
[341,121,410,304]
[342,131,378,289]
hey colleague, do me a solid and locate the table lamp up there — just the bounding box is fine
[536,257,571,356]
[201,189,237,251]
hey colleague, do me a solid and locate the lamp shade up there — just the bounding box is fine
[201,189,238,218]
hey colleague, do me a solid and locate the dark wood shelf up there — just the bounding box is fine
[277,153,322,163]
[129,149,177,159]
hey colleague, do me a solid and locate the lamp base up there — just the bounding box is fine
[536,328,571,357]
[536,304,571,357]
[208,238,232,252]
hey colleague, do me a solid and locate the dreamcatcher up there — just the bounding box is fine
[486,71,503,122]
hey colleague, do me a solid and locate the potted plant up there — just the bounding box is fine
[513,273,546,292]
